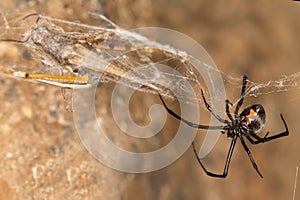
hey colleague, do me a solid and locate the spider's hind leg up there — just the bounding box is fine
[192,135,238,178]
[247,114,289,144]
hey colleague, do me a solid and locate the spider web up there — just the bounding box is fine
[0,13,298,106]
[0,13,298,160]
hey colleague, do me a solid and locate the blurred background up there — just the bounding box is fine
[0,0,299,199]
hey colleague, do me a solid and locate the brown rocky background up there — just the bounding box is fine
[0,0,299,199]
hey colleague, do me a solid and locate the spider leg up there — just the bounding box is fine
[246,114,289,145]
[234,76,248,117]
[239,134,263,178]
[245,134,259,144]
[246,132,269,144]
[159,94,227,130]
[200,89,228,123]
[192,135,238,178]
[225,99,234,121]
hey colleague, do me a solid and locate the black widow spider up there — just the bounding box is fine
[159,76,289,178]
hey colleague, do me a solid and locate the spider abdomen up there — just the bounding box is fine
[240,104,266,135]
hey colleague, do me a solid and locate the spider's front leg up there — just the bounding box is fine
[158,94,227,130]
[200,89,228,123]
[234,76,248,117]
[225,99,234,121]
